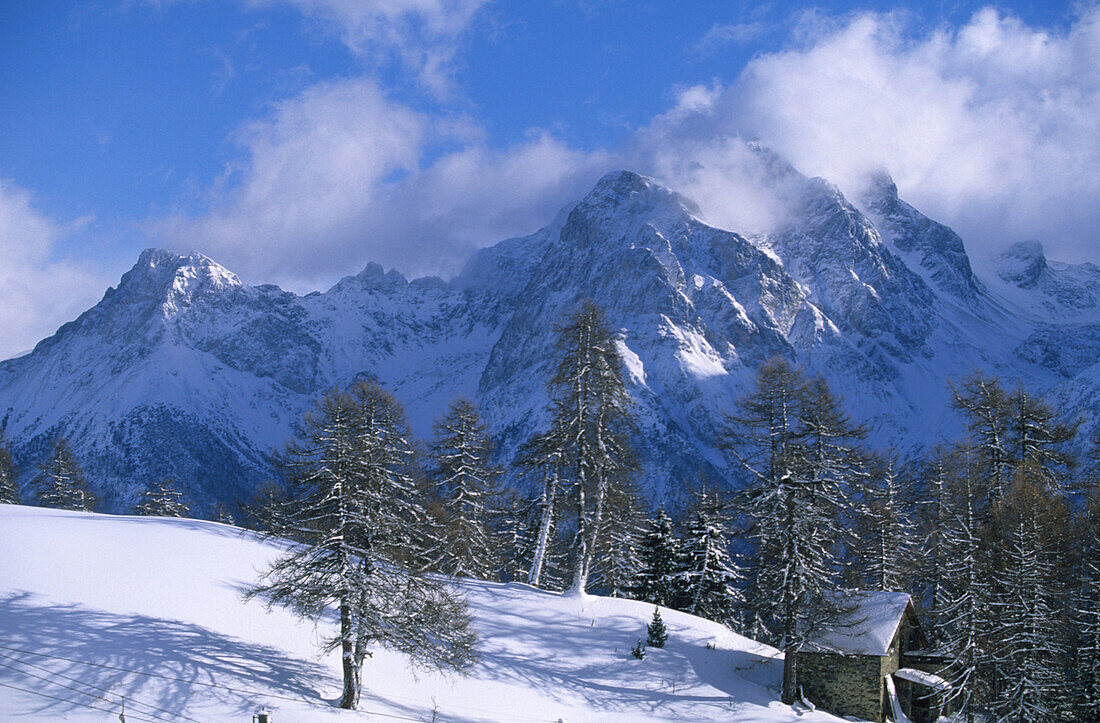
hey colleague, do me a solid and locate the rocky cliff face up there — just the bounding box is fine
[1,164,1095,513]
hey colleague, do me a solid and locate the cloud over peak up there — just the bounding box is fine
[158,4,1100,293]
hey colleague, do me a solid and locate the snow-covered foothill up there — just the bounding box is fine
[0,504,849,722]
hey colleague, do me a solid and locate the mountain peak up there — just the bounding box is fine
[134,248,239,280]
[591,170,652,197]
[996,241,1047,288]
[575,170,701,222]
[115,248,242,312]
[866,171,899,200]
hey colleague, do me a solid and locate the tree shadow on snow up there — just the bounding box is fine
[0,591,334,719]
[462,582,785,718]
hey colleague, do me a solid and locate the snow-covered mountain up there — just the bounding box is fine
[1,161,1096,513]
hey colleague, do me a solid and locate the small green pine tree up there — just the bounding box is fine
[646,607,668,648]
[630,639,646,660]
[34,438,96,512]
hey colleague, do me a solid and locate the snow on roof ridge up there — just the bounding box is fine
[800,589,913,656]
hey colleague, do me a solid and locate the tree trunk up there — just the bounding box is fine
[528,476,556,587]
[781,642,798,705]
[569,481,588,593]
[338,601,360,709]
[581,474,608,588]
[781,487,798,706]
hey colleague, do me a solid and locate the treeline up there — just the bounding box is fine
[710,358,1098,721]
[4,300,1098,720]
[0,434,199,520]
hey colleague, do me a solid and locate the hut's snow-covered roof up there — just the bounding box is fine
[894,667,950,692]
[800,591,913,656]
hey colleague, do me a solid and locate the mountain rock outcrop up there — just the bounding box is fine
[2,164,1096,513]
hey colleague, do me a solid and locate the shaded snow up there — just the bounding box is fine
[0,504,850,722]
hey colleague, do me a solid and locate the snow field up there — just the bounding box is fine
[0,504,847,721]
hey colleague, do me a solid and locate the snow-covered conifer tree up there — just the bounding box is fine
[426,398,502,579]
[522,301,637,593]
[594,481,645,597]
[1074,538,1100,721]
[33,438,96,512]
[951,373,1013,502]
[937,445,993,723]
[916,445,953,643]
[0,431,19,504]
[247,382,477,710]
[493,487,542,583]
[987,470,1070,723]
[673,489,743,627]
[854,456,917,592]
[631,509,679,607]
[1005,385,1079,488]
[515,432,563,588]
[133,478,190,517]
[213,502,235,526]
[722,358,862,704]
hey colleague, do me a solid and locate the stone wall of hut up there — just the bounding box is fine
[797,652,885,722]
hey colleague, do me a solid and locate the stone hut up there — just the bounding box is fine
[793,591,951,723]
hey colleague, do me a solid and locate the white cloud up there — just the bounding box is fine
[247,0,488,96]
[0,180,105,360]
[694,22,767,55]
[158,78,609,290]
[654,6,1100,263]
[157,4,1100,298]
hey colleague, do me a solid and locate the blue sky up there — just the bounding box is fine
[0,0,1096,358]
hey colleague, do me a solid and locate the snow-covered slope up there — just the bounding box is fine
[0,162,1096,513]
[0,503,845,722]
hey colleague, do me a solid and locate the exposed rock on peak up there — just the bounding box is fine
[997,241,1047,288]
[2,164,1099,516]
[576,170,701,223]
[862,175,982,303]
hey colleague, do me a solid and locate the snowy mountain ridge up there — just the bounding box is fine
[1,164,1097,512]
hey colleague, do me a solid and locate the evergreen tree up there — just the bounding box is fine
[937,445,993,723]
[33,438,96,512]
[247,382,477,710]
[133,478,190,517]
[522,301,638,593]
[646,607,668,648]
[593,481,645,597]
[242,479,294,535]
[1006,384,1079,488]
[951,372,1012,502]
[722,358,863,704]
[632,509,679,606]
[492,486,539,583]
[854,456,917,592]
[1074,507,1100,722]
[917,445,953,643]
[987,470,1070,722]
[426,398,501,579]
[673,489,743,627]
[0,430,19,504]
[518,434,562,588]
[213,502,236,526]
